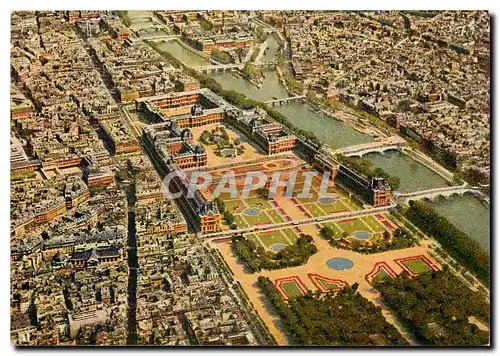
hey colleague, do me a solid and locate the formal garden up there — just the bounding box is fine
[319,215,416,254]
[232,233,318,272]
[199,126,245,157]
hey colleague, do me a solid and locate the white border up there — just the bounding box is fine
[2,1,498,355]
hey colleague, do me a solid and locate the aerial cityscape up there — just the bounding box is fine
[10,10,490,346]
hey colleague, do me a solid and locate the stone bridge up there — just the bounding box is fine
[264,95,306,107]
[394,185,487,204]
[255,61,277,69]
[130,33,180,43]
[332,136,407,156]
[344,145,403,157]
[195,63,244,74]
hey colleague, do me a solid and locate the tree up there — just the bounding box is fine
[387,175,401,190]
[258,277,407,346]
[320,226,335,239]
[211,48,233,64]
[223,211,235,225]
[232,234,317,272]
[28,297,38,327]
[256,187,270,199]
[376,271,489,346]
[214,197,225,213]
[199,18,213,31]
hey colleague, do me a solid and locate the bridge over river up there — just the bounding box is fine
[130,33,180,43]
[195,63,244,74]
[344,145,404,157]
[332,136,407,156]
[264,95,306,106]
[394,184,488,204]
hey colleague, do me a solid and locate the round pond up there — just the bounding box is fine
[220,148,235,157]
[353,231,372,240]
[243,208,260,216]
[318,197,335,205]
[271,243,288,253]
[326,257,354,271]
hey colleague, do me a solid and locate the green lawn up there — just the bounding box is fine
[245,196,273,210]
[248,190,263,198]
[296,189,319,203]
[243,211,273,226]
[246,234,264,249]
[322,222,344,239]
[372,268,392,284]
[319,200,349,214]
[233,215,250,228]
[217,189,261,201]
[310,177,325,189]
[334,185,352,198]
[342,198,362,211]
[293,173,308,183]
[337,218,370,235]
[323,185,338,193]
[292,181,307,192]
[294,176,324,188]
[280,228,299,244]
[256,230,290,249]
[319,279,343,291]
[361,215,387,233]
[304,203,326,217]
[267,209,285,223]
[402,258,434,274]
[225,200,245,214]
[281,281,304,298]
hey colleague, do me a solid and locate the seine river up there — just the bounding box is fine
[156,40,211,68]
[429,195,490,253]
[213,70,289,102]
[358,151,490,252]
[359,151,450,193]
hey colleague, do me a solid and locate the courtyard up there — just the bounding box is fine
[190,123,267,167]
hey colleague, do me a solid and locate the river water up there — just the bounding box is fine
[210,34,374,149]
[358,151,490,252]
[429,195,490,253]
[213,70,289,102]
[213,70,375,149]
[274,102,374,149]
[261,34,280,63]
[156,40,211,68]
[211,33,289,102]
[361,151,490,252]
[359,151,450,193]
